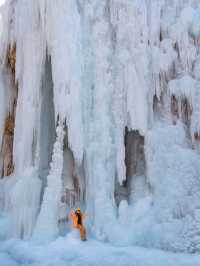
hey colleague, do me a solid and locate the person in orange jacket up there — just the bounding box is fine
[70,208,87,241]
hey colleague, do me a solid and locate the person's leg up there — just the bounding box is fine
[78,225,86,241]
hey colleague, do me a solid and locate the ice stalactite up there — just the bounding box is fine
[151,39,177,100]
[12,1,45,174]
[110,0,149,187]
[151,1,200,149]
[168,75,195,125]
[40,0,84,164]
[0,1,45,239]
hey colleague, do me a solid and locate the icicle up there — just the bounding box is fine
[168,75,196,108]
[148,0,164,46]
[42,0,84,164]
[110,0,150,185]
[10,0,46,173]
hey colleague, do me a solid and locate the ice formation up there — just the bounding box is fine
[0,0,200,253]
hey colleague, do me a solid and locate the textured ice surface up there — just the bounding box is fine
[0,0,200,254]
[0,236,200,266]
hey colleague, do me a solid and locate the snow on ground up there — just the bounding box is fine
[0,233,200,266]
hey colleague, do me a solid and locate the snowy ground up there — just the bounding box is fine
[0,232,200,266]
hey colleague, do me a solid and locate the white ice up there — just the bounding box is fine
[0,0,200,257]
[0,236,200,266]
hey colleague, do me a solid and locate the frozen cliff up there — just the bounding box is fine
[0,0,200,253]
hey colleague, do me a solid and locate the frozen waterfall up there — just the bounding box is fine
[0,0,200,253]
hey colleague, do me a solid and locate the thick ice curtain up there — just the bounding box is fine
[83,0,117,238]
[0,1,44,238]
[13,1,45,173]
[34,0,84,242]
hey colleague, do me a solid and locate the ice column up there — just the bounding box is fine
[33,125,64,242]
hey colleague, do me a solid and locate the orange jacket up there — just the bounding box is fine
[70,211,86,228]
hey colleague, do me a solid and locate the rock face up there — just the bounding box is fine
[1,115,14,176]
[7,44,16,75]
[0,0,200,252]
[0,44,16,177]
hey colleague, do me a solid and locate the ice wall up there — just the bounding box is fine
[0,0,200,252]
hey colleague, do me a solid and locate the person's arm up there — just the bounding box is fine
[69,210,75,219]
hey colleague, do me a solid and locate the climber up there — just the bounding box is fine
[70,208,87,241]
